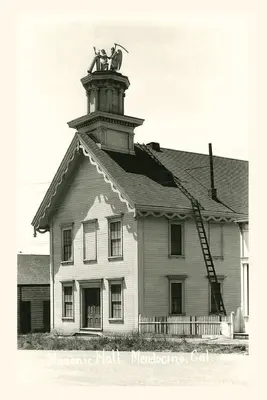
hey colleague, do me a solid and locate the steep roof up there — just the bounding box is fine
[17,254,50,285]
[32,133,248,230]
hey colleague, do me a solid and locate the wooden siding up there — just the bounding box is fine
[18,286,50,332]
[139,216,240,316]
[51,155,138,335]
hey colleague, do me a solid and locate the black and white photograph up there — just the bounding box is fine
[13,4,257,390]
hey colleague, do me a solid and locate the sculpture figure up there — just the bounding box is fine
[87,43,128,74]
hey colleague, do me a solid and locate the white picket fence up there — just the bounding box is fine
[138,311,248,338]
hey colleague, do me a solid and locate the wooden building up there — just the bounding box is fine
[17,254,50,333]
[32,67,248,335]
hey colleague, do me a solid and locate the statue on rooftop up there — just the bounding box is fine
[87,43,128,74]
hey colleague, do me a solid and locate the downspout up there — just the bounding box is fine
[49,219,55,331]
[208,143,237,213]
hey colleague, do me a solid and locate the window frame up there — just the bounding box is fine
[167,275,187,315]
[82,218,97,263]
[61,223,74,265]
[208,275,225,315]
[107,278,124,323]
[208,222,224,260]
[168,220,185,258]
[61,281,75,321]
[107,215,123,261]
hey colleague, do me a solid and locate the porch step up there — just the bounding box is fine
[74,330,103,338]
[233,332,249,339]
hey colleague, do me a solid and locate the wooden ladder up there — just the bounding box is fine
[137,143,226,315]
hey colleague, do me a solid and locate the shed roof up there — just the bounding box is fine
[17,254,50,285]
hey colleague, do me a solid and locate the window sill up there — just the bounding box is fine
[83,259,97,264]
[62,317,74,322]
[108,256,123,262]
[168,255,185,259]
[109,318,124,324]
[61,261,74,266]
[169,313,186,316]
[212,256,224,260]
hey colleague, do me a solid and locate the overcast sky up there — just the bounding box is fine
[16,14,248,255]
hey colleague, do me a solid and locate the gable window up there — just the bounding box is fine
[83,219,97,263]
[108,279,124,321]
[61,224,74,264]
[107,216,123,260]
[208,223,223,259]
[167,275,187,315]
[61,282,74,319]
[169,222,184,257]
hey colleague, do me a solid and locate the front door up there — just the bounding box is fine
[20,301,31,333]
[83,288,101,329]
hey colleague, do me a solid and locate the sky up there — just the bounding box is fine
[16,14,248,255]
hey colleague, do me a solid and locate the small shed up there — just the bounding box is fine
[17,254,50,333]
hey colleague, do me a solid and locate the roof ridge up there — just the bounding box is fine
[157,146,248,162]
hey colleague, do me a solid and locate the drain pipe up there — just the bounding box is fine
[208,143,217,200]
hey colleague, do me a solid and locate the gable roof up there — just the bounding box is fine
[17,254,50,285]
[32,133,248,230]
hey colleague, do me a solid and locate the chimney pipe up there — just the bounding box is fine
[208,143,217,200]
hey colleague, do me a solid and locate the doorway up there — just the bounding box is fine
[82,287,101,329]
[20,301,31,333]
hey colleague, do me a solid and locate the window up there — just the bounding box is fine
[169,222,184,257]
[62,282,74,319]
[241,223,249,258]
[208,223,223,259]
[209,281,222,314]
[61,224,73,263]
[167,275,187,315]
[108,217,123,259]
[242,263,249,315]
[83,219,97,262]
[108,279,124,321]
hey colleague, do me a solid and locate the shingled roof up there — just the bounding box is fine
[17,254,50,285]
[32,133,248,230]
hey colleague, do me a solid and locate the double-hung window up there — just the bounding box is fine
[169,221,184,257]
[108,279,124,321]
[61,224,74,263]
[208,276,224,314]
[62,282,74,319]
[167,275,187,315]
[108,216,123,259]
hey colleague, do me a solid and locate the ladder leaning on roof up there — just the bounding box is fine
[137,143,226,316]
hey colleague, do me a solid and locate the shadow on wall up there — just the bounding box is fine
[103,194,137,240]
[52,153,138,278]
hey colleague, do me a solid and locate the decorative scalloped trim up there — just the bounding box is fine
[137,210,234,222]
[36,142,80,229]
[79,142,135,213]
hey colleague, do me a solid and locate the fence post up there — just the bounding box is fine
[230,311,235,339]
[138,313,141,335]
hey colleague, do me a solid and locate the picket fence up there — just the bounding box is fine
[138,314,234,337]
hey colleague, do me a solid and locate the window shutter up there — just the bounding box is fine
[84,221,97,261]
[209,223,222,257]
